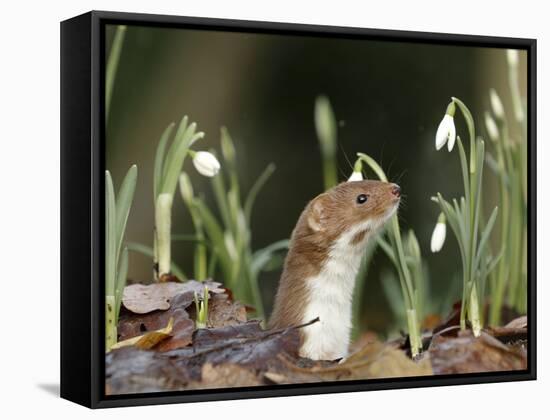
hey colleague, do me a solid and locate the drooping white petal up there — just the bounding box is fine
[192,151,221,177]
[484,113,499,142]
[348,171,363,182]
[490,89,505,119]
[435,114,453,150]
[446,117,456,151]
[430,222,446,253]
[507,49,519,68]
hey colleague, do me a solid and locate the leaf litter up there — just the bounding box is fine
[106,284,528,394]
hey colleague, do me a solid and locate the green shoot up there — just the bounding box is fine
[152,116,205,281]
[194,286,209,329]
[315,96,338,190]
[105,165,138,351]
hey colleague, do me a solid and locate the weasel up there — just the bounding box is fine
[269,180,401,360]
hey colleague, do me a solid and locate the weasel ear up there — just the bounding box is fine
[307,196,327,232]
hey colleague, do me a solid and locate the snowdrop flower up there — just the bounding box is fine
[484,112,499,142]
[489,88,505,120]
[507,49,519,68]
[435,101,456,152]
[191,151,221,177]
[430,213,446,253]
[348,159,363,182]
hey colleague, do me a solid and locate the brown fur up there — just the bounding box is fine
[269,180,400,335]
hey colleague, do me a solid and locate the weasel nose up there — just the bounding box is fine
[391,185,401,198]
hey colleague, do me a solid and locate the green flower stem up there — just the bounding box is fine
[356,153,421,357]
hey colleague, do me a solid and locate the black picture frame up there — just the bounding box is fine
[60,10,537,409]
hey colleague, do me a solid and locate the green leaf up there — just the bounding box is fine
[154,123,175,200]
[474,206,498,270]
[115,165,137,263]
[105,171,116,297]
[126,242,187,281]
[220,127,236,165]
[244,163,276,224]
[115,246,128,320]
[375,236,397,266]
[315,96,338,189]
[314,95,337,157]
[381,271,406,325]
[161,117,204,196]
[194,199,233,284]
[211,168,233,232]
[105,25,127,119]
[250,239,290,278]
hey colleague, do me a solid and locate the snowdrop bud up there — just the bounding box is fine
[489,89,505,120]
[348,159,363,182]
[484,112,499,142]
[507,49,519,68]
[430,213,446,253]
[192,151,221,177]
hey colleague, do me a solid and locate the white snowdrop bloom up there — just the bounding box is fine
[490,89,505,120]
[430,215,447,253]
[435,114,456,152]
[348,171,363,182]
[192,151,221,177]
[484,112,499,142]
[348,159,364,182]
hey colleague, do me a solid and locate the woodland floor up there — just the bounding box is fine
[105,280,527,395]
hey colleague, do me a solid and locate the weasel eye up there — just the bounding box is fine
[356,194,369,204]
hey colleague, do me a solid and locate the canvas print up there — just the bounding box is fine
[104,23,529,395]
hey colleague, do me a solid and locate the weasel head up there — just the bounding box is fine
[303,180,401,248]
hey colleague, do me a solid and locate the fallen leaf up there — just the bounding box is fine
[106,320,312,393]
[266,341,431,384]
[111,318,174,351]
[118,292,195,352]
[122,280,224,314]
[106,347,193,394]
[206,293,248,328]
[188,363,263,389]
[429,330,527,374]
[504,315,527,329]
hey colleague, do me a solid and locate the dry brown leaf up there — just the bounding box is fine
[504,316,527,329]
[122,280,224,314]
[266,341,431,384]
[110,318,174,351]
[430,330,527,374]
[188,363,263,389]
[106,320,311,393]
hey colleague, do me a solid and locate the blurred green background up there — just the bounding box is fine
[105,24,527,335]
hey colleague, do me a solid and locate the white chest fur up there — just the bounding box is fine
[300,220,373,360]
